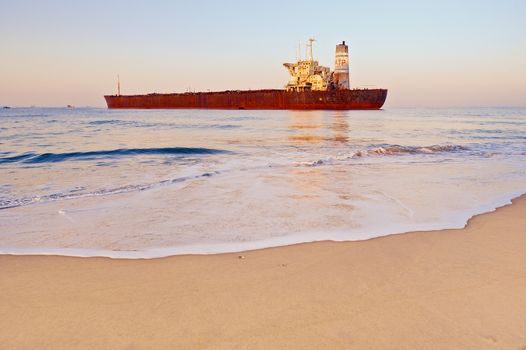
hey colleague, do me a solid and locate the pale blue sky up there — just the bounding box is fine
[1,0,525,107]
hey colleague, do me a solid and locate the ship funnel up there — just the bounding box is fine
[334,41,350,89]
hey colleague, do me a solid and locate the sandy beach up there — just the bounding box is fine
[1,195,525,349]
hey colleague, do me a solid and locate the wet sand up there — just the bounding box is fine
[1,195,525,349]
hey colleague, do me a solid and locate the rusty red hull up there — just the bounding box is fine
[104,89,387,110]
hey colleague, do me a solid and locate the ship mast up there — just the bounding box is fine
[307,38,316,61]
[117,75,121,96]
[298,41,302,61]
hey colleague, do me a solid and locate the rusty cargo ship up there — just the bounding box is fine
[105,39,387,110]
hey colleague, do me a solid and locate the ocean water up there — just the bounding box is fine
[0,107,525,258]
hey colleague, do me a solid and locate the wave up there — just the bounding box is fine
[0,147,229,164]
[87,119,240,130]
[0,143,470,209]
[0,170,222,210]
[361,144,468,156]
[297,144,468,167]
[0,113,50,118]
[88,119,125,125]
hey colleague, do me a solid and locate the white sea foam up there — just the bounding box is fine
[0,189,523,259]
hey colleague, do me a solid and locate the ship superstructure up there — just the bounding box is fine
[283,39,350,92]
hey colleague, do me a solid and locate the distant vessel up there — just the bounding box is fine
[105,40,387,110]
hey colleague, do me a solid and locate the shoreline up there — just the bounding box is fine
[1,190,524,259]
[1,194,525,348]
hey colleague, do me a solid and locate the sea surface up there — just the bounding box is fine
[1,107,525,258]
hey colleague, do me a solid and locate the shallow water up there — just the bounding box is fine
[0,107,525,258]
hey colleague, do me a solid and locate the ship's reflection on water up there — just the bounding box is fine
[330,112,350,143]
[287,111,325,144]
[285,111,355,221]
[287,110,350,144]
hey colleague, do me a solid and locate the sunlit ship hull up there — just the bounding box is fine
[104,89,387,110]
